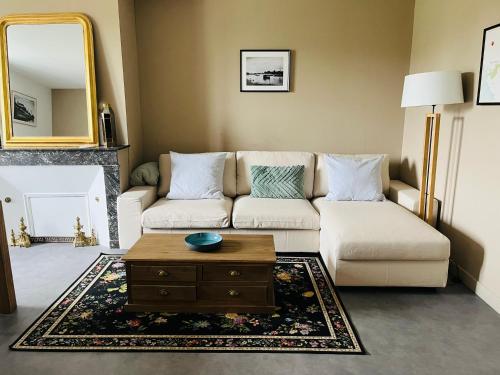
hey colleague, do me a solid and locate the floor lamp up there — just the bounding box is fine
[401,71,464,224]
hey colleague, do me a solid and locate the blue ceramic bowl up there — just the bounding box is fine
[185,232,223,252]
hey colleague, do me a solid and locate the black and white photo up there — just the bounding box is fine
[240,50,291,92]
[11,91,37,126]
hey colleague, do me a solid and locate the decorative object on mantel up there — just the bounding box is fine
[72,217,97,247]
[401,71,464,224]
[98,103,117,147]
[477,22,500,105]
[240,50,291,92]
[10,254,364,353]
[10,217,31,248]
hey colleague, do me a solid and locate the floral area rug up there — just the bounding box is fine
[11,254,364,353]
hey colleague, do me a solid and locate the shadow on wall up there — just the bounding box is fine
[440,72,484,290]
[400,157,418,189]
[441,221,485,288]
[90,15,122,144]
[441,116,463,225]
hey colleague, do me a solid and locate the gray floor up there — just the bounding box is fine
[0,244,499,375]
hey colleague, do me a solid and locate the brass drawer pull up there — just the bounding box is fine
[157,270,169,277]
[229,270,241,277]
[228,289,240,297]
[159,289,169,296]
[4,197,12,203]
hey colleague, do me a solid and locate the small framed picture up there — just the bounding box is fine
[240,50,291,92]
[11,91,37,126]
[477,23,500,105]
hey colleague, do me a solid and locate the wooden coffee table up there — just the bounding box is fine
[122,234,277,313]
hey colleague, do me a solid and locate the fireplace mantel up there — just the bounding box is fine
[0,146,129,248]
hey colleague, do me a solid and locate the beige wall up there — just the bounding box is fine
[135,0,415,176]
[401,0,500,312]
[117,0,143,170]
[51,89,87,136]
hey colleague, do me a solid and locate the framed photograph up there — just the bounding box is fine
[477,23,500,105]
[11,91,37,126]
[240,50,291,92]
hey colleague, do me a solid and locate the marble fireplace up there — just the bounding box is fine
[0,146,129,248]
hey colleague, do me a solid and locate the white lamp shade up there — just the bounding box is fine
[401,71,464,108]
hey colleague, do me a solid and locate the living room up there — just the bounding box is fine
[0,0,499,374]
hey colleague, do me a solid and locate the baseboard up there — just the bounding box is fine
[456,263,500,314]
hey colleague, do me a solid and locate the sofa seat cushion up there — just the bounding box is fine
[232,196,320,230]
[312,198,450,261]
[142,197,233,229]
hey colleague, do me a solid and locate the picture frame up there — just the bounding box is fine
[11,91,37,126]
[477,22,500,105]
[240,50,291,92]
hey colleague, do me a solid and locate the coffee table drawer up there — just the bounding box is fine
[202,265,269,281]
[130,265,196,282]
[198,285,268,305]
[131,285,196,302]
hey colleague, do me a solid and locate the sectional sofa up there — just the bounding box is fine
[118,151,450,287]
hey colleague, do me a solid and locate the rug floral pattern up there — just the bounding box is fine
[11,254,363,353]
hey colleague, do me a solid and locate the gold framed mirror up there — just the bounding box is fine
[0,13,98,148]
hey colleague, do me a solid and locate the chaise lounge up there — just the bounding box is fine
[118,151,450,287]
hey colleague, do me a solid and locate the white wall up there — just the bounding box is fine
[0,165,110,247]
[9,70,52,137]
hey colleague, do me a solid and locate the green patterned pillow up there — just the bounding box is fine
[250,165,305,199]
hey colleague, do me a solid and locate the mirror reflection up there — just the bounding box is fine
[7,23,88,137]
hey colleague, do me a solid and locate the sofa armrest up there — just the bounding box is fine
[118,186,157,248]
[388,180,438,227]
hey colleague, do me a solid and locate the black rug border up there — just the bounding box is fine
[10,252,366,355]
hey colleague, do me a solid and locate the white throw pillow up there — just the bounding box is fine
[325,154,385,201]
[167,152,226,200]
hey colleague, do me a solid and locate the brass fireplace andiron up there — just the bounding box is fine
[10,217,31,248]
[73,217,97,247]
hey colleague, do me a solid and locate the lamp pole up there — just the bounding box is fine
[423,104,436,222]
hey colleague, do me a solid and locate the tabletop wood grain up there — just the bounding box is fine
[122,234,276,263]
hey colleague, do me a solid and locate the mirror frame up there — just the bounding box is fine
[0,13,98,148]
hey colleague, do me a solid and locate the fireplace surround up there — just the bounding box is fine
[0,146,129,248]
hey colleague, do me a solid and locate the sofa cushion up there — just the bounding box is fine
[130,161,159,186]
[236,151,315,198]
[158,152,236,197]
[312,198,450,261]
[167,152,225,200]
[142,197,233,229]
[232,195,320,230]
[314,153,390,197]
[250,165,305,199]
[324,155,385,201]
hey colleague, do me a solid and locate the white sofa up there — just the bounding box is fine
[118,151,449,287]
